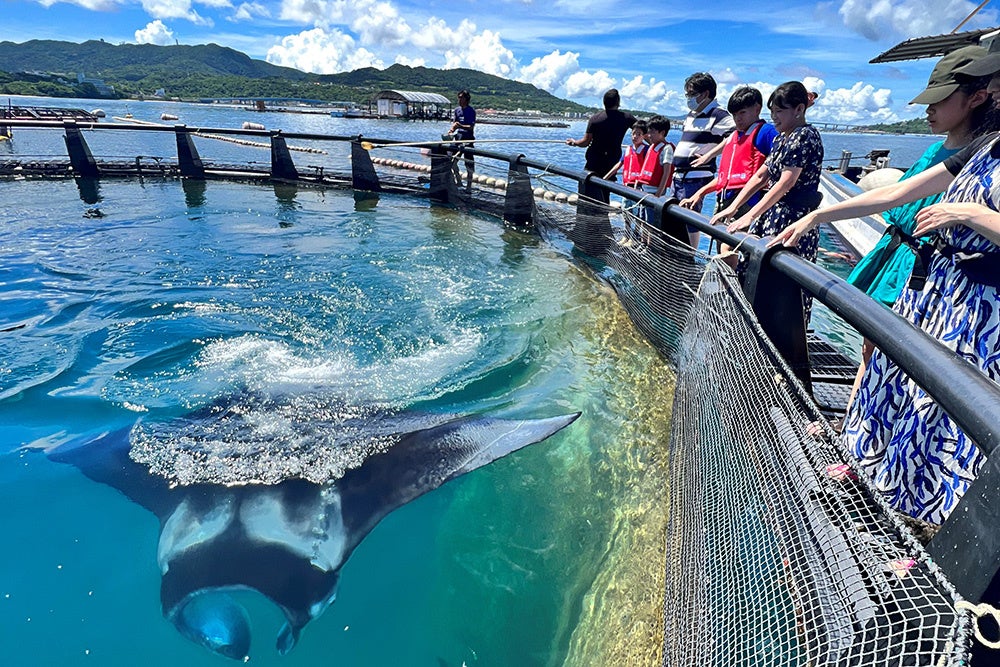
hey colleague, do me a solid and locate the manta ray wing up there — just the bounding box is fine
[336,411,581,546]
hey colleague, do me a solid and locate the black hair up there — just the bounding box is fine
[458,90,471,100]
[955,73,997,137]
[647,115,670,134]
[727,86,763,113]
[684,72,717,99]
[603,89,621,110]
[632,119,649,134]
[767,81,810,111]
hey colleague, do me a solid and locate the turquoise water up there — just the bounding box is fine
[0,177,675,665]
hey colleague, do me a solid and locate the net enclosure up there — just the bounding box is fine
[0,125,983,665]
[525,187,972,666]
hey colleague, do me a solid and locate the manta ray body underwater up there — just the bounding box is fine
[45,392,580,660]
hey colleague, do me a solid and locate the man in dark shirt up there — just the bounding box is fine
[567,88,637,203]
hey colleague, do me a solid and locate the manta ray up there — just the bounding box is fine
[46,392,579,660]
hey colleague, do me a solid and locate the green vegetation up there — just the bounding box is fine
[0,39,591,114]
[866,117,931,134]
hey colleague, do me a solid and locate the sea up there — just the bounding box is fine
[0,95,938,666]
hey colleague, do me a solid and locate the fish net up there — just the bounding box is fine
[521,184,971,666]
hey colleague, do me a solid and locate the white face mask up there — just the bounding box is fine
[686,95,701,111]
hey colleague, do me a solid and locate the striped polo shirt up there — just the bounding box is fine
[672,100,736,180]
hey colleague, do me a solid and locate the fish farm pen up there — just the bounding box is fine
[4,117,1000,666]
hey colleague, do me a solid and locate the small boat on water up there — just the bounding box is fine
[161,113,179,121]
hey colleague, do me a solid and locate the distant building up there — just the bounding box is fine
[373,90,451,119]
[76,73,115,97]
[154,88,166,98]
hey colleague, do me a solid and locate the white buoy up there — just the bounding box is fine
[533,187,546,197]
[161,113,179,121]
[543,190,556,200]
[567,194,579,205]
[857,167,904,192]
[242,121,265,131]
[90,109,106,118]
[555,193,568,203]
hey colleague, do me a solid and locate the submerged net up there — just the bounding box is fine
[521,183,970,666]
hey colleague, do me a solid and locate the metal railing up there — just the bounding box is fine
[4,118,1000,603]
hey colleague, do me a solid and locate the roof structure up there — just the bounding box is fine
[870,27,998,63]
[373,90,451,104]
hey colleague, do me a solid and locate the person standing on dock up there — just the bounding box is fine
[711,81,824,318]
[769,53,1000,536]
[796,46,992,414]
[673,72,736,248]
[566,88,637,205]
[450,90,476,192]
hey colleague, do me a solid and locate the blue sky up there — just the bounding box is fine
[4,0,999,125]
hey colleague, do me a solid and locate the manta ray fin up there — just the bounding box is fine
[46,427,176,516]
[338,411,580,539]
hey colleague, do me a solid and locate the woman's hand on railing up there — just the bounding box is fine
[768,212,818,248]
[710,207,733,226]
[726,214,752,234]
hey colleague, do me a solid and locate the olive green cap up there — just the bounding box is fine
[911,45,989,104]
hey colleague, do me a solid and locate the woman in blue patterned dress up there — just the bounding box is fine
[711,81,824,318]
[773,113,1000,527]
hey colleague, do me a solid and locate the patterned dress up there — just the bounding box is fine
[843,138,1000,525]
[746,124,824,320]
[747,124,824,261]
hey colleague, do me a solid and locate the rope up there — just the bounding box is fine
[957,600,1000,649]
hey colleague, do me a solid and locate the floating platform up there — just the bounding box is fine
[0,105,100,122]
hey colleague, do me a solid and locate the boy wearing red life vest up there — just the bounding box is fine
[680,86,777,218]
[636,116,675,233]
[604,120,648,246]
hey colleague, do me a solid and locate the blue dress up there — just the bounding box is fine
[843,138,1000,525]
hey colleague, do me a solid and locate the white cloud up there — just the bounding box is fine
[564,69,616,99]
[135,19,175,45]
[351,0,411,46]
[230,1,268,20]
[519,50,581,92]
[278,0,347,25]
[37,0,118,10]
[619,74,674,111]
[197,0,232,7]
[838,0,987,41]
[141,0,212,25]
[265,27,384,73]
[443,28,516,76]
[807,80,895,123]
[412,17,468,51]
[395,54,426,67]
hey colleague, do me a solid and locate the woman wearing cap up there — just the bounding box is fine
[772,47,1000,531]
[785,47,994,415]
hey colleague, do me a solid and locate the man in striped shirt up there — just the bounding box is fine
[672,72,735,248]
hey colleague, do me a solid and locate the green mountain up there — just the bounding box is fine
[0,39,590,114]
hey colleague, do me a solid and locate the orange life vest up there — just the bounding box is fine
[638,141,675,188]
[622,144,646,186]
[717,121,766,193]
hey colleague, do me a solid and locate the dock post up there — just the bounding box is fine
[174,125,205,179]
[504,158,535,229]
[351,138,381,192]
[63,121,99,177]
[270,132,298,180]
[741,243,811,392]
[429,145,452,203]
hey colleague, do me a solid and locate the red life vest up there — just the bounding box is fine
[717,121,766,193]
[622,144,646,186]
[638,141,675,188]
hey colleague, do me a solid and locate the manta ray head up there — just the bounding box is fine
[169,590,251,661]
